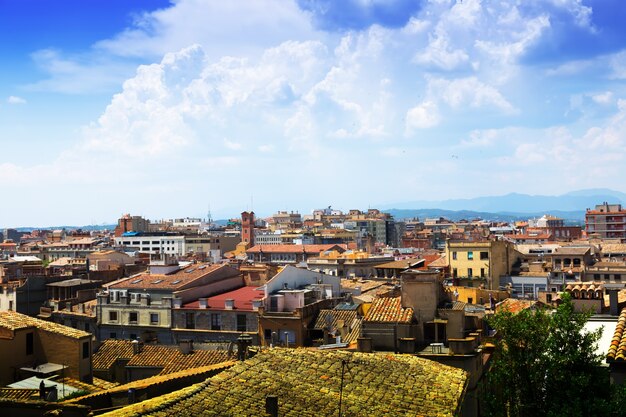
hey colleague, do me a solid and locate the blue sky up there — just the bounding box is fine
[2,0,626,227]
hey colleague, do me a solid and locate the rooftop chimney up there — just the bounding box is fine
[225,299,235,310]
[131,339,144,354]
[179,340,193,354]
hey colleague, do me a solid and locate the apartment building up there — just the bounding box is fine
[586,203,626,241]
[446,240,514,290]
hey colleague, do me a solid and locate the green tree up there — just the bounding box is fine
[484,293,610,417]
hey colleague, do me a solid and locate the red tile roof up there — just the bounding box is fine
[608,308,626,361]
[246,244,346,254]
[108,263,237,290]
[182,286,264,311]
[363,297,414,323]
[495,298,538,314]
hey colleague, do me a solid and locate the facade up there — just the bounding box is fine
[114,214,150,237]
[172,286,264,344]
[97,261,242,343]
[114,233,185,256]
[586,203,626,241]
[257,265,341,346]
[246,244,346,265]
[241,211,255,246]
[0,310,92,385]
[446,239,514,290]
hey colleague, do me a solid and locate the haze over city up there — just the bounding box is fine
[2,0,626,226]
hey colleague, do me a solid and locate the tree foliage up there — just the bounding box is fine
[484,293,611,417]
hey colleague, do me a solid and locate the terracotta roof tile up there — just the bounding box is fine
[363,297,414,323]
[99,349,467,417]
[93,340,230,375]
[0,310,90,339]
[608,308,626,361]
[108,263,237,290]
[246,244,346,254]
[313,309,361,344]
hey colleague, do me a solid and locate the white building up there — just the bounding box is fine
[114,235,185,256]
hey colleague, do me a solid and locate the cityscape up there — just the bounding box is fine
[3,1,626,416]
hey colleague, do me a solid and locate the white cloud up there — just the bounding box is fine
[7,96,26,104]
[591,91,613,105]
[224,139,243,151]
[427,76,516,113]
[405,100,440,131]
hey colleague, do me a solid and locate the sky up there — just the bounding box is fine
[2,0,626,227]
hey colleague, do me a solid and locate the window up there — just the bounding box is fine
[468,297,473,304]
[237,314,247,332]
[480,252,489,260]
[452,268,458,278]
[84,323,90,332]
[130,334,137,340]
[26,332,34,355]
[616,274,622,281]
[468,268,473,278]
[150,313,159,325]
[546,294,552,302]
[82,341,89,359]
[452,252,457,260]
[480,268,485,278]
[129,312,138,324]
[185,312,195,329]
[211,313,221,330]
[110,332,117,339]
[109,311,118,322]
[467,251,473,260]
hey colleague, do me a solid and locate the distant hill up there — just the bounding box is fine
[386,208,585,224]
[380,189,625,218]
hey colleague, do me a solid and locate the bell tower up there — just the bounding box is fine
[241,211,255,246]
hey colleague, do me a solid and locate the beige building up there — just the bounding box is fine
[446,240,514,290]
[0,310,92,385]
[97,260,242,344]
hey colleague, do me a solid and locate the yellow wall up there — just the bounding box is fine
[446,240,513,290]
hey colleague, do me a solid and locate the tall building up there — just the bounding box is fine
[241,211,255,246]
[114,214,150,237]
[586,203,626,241]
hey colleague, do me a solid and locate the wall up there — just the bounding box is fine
[264,266,340,299]
[37,330,92,382]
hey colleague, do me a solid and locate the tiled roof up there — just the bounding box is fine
[0,310,90,339]
[553,246,591,255]
[93,340,230,375]
[608,308,626,361]
[65,362,234,405]
[363,297,414,323]
[427,255,448,268]
[182,286,264,311]
[0,388,38,401]
[246,244,346,254]
[108,263,236,290]
[313,309,361,344]
[100,349,468,417]
[374,257,424,270]
[601,243,626,254]
[495,298,538,314]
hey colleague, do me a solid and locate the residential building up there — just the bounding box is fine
[586,203,626,241]
[446,239,514,290]
[97,260,242,343]
[172,286,264,344]
[257,265,341,346]
[246,243,346,265]
[306,250,391,277]
[0,310,92,385]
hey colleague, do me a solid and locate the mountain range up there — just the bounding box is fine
[379,188,626,222]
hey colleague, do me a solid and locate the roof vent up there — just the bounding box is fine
[225,299,235,310]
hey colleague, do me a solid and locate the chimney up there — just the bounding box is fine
[225,299,235,310]
[252,299,262,311]
[198,298,208,309]
[179,340,193,354]
[131,339,144,354]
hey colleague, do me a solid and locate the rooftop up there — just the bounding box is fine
[182,286,264,311]
[100,349,467,417]
[0,310,90,339]
[93,340,230,375]
[108,263,235,290]
[363,297,414,324]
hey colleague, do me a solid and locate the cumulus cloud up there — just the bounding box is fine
[405,101,440,131]
[7,96,26,104]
